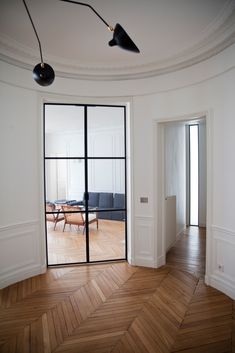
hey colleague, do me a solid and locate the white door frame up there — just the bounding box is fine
[153,109,213,283]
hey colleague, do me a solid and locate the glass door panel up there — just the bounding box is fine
[44,103,87,265]
[87,158,126,262]
[45,105,84,157]
[45,159,86,265]
[87,106,125,157]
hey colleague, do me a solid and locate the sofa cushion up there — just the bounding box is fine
[113,193,125,209]
[98,192,113,209]
[111,211,125,221]
[87,192,99,207]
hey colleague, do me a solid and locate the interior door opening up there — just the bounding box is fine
[44,103,127,266]
[161,117,207,265]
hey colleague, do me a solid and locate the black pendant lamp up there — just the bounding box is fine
[22,0,55,86]
[109,23,140,53]
[22,0,140,87]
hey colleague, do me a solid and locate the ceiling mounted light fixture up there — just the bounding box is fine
[22,0,140,87]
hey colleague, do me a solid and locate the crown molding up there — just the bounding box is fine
[0,4,235,81]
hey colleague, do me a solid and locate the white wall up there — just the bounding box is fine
[0,82,44,287]
[0,43,235,299]
[132,66,235,298]
[164,123,186,237]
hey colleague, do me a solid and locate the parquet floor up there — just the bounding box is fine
[0,227,234,352]
[47,220,125,265]
[166,226,206,278]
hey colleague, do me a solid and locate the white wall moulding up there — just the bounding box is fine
[209,274,235,301]
[0,221,42,289]
[0,0,235,81]
[134,216,156,268]
[206,225,235,299]
[1,44,235,99]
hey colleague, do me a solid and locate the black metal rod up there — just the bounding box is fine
[45,156,125,160]
[84,105,90,262]
[124,106,128,260]
[43,104,49,266]
[22,0,44,65]
[59,0,112,29]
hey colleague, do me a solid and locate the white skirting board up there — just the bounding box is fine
[0,220,45,289]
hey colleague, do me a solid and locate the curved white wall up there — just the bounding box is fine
[0,43,235,299]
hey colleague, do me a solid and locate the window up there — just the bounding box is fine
[189,124,199,226]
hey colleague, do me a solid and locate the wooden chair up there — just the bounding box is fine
[46,203,64,230]
[62,205,98,233]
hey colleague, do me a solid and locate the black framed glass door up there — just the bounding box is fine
[44,103,127,266]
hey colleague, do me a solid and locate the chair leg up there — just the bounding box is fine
[54,222,57,231]
[96,220,98,230]
[63,222,66,232]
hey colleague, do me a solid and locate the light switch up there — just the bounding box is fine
[140,197,148,203]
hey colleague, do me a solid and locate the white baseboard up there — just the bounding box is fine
[0,264,45,289]
[206,273,235,300]
[157,254,165,267]
[0,220,45,289]
[134,256,155,268]
[166,227,185,252]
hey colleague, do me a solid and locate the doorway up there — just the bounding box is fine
[156,114,208,267]
[44,103,127,266]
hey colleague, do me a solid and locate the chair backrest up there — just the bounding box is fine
[62,205,84,225]
[46,203,56,221]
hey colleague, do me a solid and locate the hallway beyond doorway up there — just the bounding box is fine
[166,226,206,278]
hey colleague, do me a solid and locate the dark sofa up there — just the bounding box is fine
[61,192,125,221]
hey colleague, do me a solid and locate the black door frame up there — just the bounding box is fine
[43,103,127,266]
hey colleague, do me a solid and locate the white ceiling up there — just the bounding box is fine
[0,0,235,80]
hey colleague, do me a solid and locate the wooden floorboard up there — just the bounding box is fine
[166,227,206,278]
[0,226,234,353]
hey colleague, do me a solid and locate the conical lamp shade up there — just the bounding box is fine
[33,63,55,86]
[109,23,140,53]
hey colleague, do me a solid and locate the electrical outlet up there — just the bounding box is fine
[218,264,224,272]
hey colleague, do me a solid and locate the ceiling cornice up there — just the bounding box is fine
[0,3,235,81]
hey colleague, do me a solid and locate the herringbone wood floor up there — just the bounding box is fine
[0,227,234,353]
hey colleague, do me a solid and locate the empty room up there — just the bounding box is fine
[0,0,235,352]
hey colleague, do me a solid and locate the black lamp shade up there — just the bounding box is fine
[33,63,55,86]
[109,23,140,53]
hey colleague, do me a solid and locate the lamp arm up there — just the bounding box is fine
[59,0,113,31]
[22,0,44,65]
